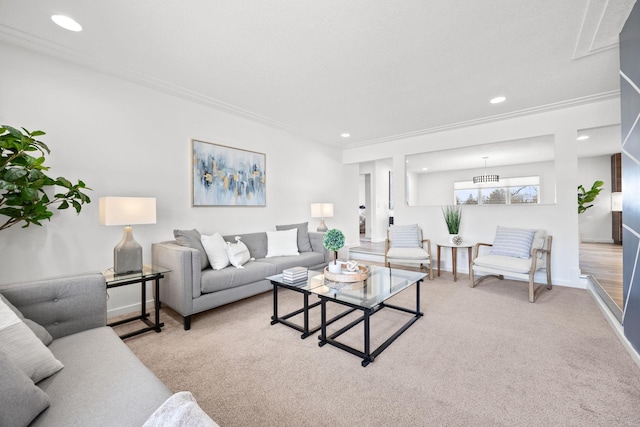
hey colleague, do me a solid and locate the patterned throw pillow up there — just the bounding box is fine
[389,224,420,248]
[490,226,536,259]
[225,237,252,268]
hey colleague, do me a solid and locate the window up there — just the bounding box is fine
[454,176,540,206]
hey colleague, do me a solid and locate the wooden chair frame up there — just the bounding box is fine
[469,235,552,302]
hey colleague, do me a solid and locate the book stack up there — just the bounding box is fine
[282,266,308,284]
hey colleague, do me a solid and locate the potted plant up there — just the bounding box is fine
[323,228,345,273]
[442,205,462,244]
[578,180,604,214]
[0,125,91,231]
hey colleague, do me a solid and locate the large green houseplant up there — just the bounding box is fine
[0,125,91,231]
[577,180,604,214]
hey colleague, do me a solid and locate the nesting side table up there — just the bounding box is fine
[104,264,170,339]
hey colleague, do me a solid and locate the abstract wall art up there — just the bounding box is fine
[191,139,266,206]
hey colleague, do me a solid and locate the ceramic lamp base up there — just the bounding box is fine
[114,226,143,274]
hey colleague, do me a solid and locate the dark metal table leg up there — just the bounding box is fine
[318,298,327,347]
[270,284,278,325]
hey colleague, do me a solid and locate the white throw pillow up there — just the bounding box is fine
[225,237,252,268]
[266,228,300,258]
[201,233,230,270]
[142,391,219,427]
[0,297,63,383]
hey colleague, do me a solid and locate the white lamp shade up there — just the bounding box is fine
[311,203,334,218]
[99,197,156,226]
[612,192,623,212]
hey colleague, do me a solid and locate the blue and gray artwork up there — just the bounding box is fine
[193,140,266,206]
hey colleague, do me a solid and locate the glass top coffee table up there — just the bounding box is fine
[266,270,356,339]
[310,265,426,367]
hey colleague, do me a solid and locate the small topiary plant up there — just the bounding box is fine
[323,228,345,264]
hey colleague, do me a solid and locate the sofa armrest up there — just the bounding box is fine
[152,241,202,318]
[309,232,330,263]
[0,273,107,340]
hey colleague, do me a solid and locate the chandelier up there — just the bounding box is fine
[473,156,499,184]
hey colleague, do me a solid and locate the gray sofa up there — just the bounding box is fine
[152,229,329,330]
[0,273,173,426]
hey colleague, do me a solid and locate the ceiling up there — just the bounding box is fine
[0,1,635,148]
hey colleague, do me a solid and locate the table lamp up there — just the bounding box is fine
[310,203,333,232]
[99,197,156,274]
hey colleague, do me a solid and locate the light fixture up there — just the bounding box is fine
[473,157,499,184]
[51,15,83,32]
[490,96,506,104]
[341,133,351,138]
[310,203,334,232]
[99,197,156,274]
[612,192,623,212]
[577,135,590,141]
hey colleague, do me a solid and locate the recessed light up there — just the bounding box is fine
[51,15,83,32]
[340,133,350,138]
[422,167,428,171]
[577,135,590,141]
[490,96,506,104]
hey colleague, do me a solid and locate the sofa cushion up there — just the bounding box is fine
[276,222,312,252]
[201,233,230,270]
[0,296,63,383]
[200,261,276,294]
[0,293,52,345]
[174,229,210,270]
[490,226,536,259]
[143,392,219,427]
[258,252,326,274]
[0,351,50,427]
[266,229,299,257]
[32,327,172,427]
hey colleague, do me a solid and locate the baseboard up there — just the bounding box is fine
[587,281,640,369]
[581,237,615,244]
[107,298,155,319]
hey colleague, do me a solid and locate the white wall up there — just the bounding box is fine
[344,98,621,287]
[577,155,614,242]
[0,42,359,316]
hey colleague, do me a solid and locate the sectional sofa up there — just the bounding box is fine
[152,224,329,330]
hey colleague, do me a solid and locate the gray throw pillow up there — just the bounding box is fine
[0,351,50,427]
[174,229,210,270]
[276,222,312,252]
[0,293,53,346]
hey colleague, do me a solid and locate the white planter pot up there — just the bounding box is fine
[327,263,342,274]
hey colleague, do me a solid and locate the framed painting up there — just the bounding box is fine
[191,139,266,206]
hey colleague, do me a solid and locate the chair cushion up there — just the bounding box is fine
[490,226,536,259]
[387,247,429,260]
[389,224,420,248]
[474,254,545,274]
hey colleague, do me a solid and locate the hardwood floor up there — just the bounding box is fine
[579,242,623,319]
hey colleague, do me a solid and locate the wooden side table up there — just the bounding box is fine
[437,242,473,282]
[103,264,170,339]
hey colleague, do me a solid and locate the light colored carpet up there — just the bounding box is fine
[119,274,640,426]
